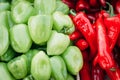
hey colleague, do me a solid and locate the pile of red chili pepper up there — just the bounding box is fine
[62,0,120,80]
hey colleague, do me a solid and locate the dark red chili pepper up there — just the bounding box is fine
[71,11,97,59]
[92,64,105,80]
[69,30,82,40]
[89,0,97,7]
[99,0,106,6]
[104,16,120,52]
[115,0,120,14]
[93,17,116,70]
[76,0,90,12]
[75,39,89,51]
[80,61,91,80]
[87,14,96,22]
[81,51,89,61]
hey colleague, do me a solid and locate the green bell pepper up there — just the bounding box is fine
[0,2,10,12]
[62,46,83,75]
[25,49,39,74]
[31,51,51,80]
[55,0,69,14]
[0,62,15,80]
[28,14,53,45]
[0,46,16,62]
[53,11,74,34]
[0,11,9,56]
[10,24,32,53]
[47,30,70,55]
[50,56,67,80]
[23,75,34,80]
[7,55,28,79]
[11,0,33,23]
[67,74,75,80]
[34,0,56,15]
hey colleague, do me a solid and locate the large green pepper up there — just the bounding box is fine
[10,24,32,53]
[0,11,9,56]
[28,14,53,45]
[0,46,16,62]
[55,0,69,14]
[47,30,70,55]
[50,56,67,80]
[25,49,39,74]
[62,46,83,75]
[0,62,15,80]
[34,0,56,15]
[53,11,74,34]
[7,55,28,79]
[31,51,51,80]
[11,0,33,23]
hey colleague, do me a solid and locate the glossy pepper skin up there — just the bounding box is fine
[0,62,15,80]
[104,16,120,52]
[53,11,74,34]
[93,17,116,70]
[11,0,33,23]
[10,24,32,53]
[7,55,28,79]
[72,12,97,59]
[55,0,69,14]
[0,11,9,56]
[34,0,56,15]
[62,46,83,75]
[50,56,67,80]
[28,14,53,45]
[47,30,70,55]
[31,51,51,80]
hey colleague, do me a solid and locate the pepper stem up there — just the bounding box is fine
[70,9,76,16]
[106,2,114,17]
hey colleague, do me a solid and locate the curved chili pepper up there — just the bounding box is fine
[89,0,97,7]
[76,0,90,12]
[93,17,116,70]
[75,39,89,51]
[92,64,105,80]
[69,30,82,41]
[99,0,106,6]
[104,16,120,52]
[72,11,97,60]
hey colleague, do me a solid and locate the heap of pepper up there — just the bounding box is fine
[63,0,120,80]
[0,0,84,80]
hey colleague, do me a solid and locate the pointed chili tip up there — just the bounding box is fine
[110,67,116,72]
[70,9,76,16]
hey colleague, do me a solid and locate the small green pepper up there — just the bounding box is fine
[34,0,56,15]
[7,55,28,79]
[31,51,51,80]
[0,46,16,62]
[0,11,9,56]
[0,62,15,80]
[10,24,32,53]
[47,30,70,55]
[50,56,68,80]
[55,0,69,14]
[53,11,74,34]
[11,0,33,23]
[62,46,83,75]
[25,49,39,74]
[28,14,53,45]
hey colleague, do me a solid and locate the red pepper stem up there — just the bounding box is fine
[106,2,114,17]
[70,9,76,16]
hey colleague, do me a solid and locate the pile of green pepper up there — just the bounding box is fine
[0,0,83,80]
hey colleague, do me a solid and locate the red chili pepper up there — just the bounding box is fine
[92,64,105,80]
[93,17,116,70]
[72,11,97,59]
[87,14,96,22]
[80,61,91,80]
[104,16,120,52]
[76,0,90,12]
[62,0,76,9]
[81,51,89,61]
[89,0,97,7]
[69,30,82,40]
[75,39,89,51]
[99,0,106,6]
[115,0,120,14]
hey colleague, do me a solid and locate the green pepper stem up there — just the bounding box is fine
[106,2,114,17]
[70,9,76,16]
